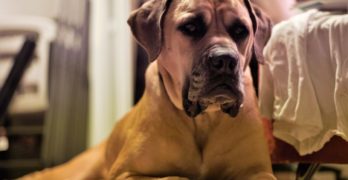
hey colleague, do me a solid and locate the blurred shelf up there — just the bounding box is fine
[0,159,42,168]
[7,126,43,135]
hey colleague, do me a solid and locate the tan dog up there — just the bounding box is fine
[22,0,274,179]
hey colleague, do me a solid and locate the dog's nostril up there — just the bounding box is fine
[209,54,237,73]
[228,59,237,71]
[211,57,224,70]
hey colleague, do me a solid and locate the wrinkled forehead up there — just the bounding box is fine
[176,0,243,9]
[171,0,251,25]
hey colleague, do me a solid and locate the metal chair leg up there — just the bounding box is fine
[296,163,321,180]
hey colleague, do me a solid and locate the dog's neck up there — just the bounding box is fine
[144,61,230,150]
[144,61,188,116]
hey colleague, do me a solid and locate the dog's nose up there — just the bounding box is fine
[208,54,238,74]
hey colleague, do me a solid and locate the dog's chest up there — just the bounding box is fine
[190,114,238,179]
[192,113,223,151]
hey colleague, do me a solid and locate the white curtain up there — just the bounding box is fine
[42,0,90,166]
[88,0,133,147]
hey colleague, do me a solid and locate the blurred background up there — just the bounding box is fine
[0,0,348,179]
[0,0,140,178]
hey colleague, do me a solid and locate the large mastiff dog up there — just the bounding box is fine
[23,0,274,179]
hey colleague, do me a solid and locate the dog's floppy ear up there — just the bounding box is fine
[127,0,172,61]
[244,0,272,64]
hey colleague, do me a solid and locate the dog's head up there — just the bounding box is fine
[128,0,271,118]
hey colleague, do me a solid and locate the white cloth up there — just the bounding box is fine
[259,10,348,155]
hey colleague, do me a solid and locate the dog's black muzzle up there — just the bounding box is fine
[183,45,244,118]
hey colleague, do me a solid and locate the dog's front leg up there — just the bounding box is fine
[124,176,190,180]
[246,172,277,180]
[113,174,190,180]
[113,173,190,180]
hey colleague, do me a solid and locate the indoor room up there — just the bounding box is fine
[0,0,347,179]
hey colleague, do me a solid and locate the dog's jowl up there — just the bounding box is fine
[22,0,275,179]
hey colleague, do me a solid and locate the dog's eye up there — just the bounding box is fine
[178,18,206,39]
[229,22,249,42]
[182,23,197,34]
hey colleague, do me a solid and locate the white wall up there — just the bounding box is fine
[88,0,133,147]
[0,0,59,18]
